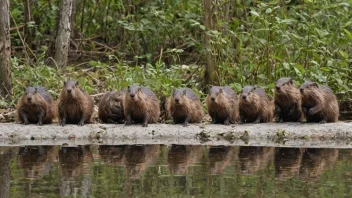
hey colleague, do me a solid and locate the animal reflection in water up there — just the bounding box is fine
[300,148,339,180]
[239,147,275,175]
[99,145,127,166]
[18,146,55,179]
[125,145,160,179]
[274,148,305,180]
[59,146,93,197]
[168,145,203,175]
[208,146,238,175]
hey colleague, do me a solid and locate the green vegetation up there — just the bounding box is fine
[5,0,352,106]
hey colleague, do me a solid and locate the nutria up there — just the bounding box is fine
[98,90,125,123]
[167,88,204,126]
[206,86,239,125]
[58,80,94,126]
[124,85,160,127]
[274,77,304,122]
[300,81,339,123]
[17,86,56,125]
[239,86,274,124]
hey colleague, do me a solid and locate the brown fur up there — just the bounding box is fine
[124,85,160,127]
[274,77,304,122]
[206,86,239,125]
[58,81,94,126]
[239,86,274,124]
[167,88,204,126]
[300,81,339,123]
[17,86,56,125]
[98,90,125,123]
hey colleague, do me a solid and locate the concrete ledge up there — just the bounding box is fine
[0,122,351,147]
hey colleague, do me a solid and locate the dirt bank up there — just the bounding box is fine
[0,122,351,147]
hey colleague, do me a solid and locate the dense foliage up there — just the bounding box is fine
[6,0,352,106]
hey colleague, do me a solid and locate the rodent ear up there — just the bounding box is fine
[312,82,319,88]
[75,81,79,86]
[183,89,187,96]
[288,78,293,84]
[219,88,223,93]
[24,88,26,93]
[253,86,257,91]
[138,87,142,92]
[63,81,66,86]
[34,88,38,93]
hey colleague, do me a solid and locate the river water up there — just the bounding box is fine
[0,145,351,197]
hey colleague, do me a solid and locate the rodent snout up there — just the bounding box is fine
[27,97,32,102]
[129,93,135,98]
[211,97,215,101]
[67,89,72,93]
[174,98,180,103]
[242,95,247,100]
[300,88,304,93]
[275,86,281,91]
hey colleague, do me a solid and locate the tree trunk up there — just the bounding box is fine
[70,0,77,39]
[0,0,12,100]
[54,0,73,68]
[203,0,218,88]
[23,0,34,48]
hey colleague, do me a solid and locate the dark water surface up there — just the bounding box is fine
[1,145,352,197]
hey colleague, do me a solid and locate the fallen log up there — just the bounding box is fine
[0,122,351,147]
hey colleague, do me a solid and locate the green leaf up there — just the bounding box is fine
[250,10,260,17]
[344,29,352,40]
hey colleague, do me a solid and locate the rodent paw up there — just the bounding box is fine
[224,120,230,125]
[319,120,327,124]
[142,123,148,127]
[78,122,85,126]
[239,121,245,125]
[183,123,189,127]
[60,122,66,127]
[253,120,260,124]
[23,121,29,125]
[37,122,43,126]
[125,121,132,126]
[308,108,317,115]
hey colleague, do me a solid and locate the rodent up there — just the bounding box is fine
[274,77,304,122]
[206,86,239,125]
[239,86,274,124]
[98,90,125,123]
[300,81,339,123]
[58,80,94,126]
[17,86,56,125]
[167,88,204,126]
[124,85,160,127]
